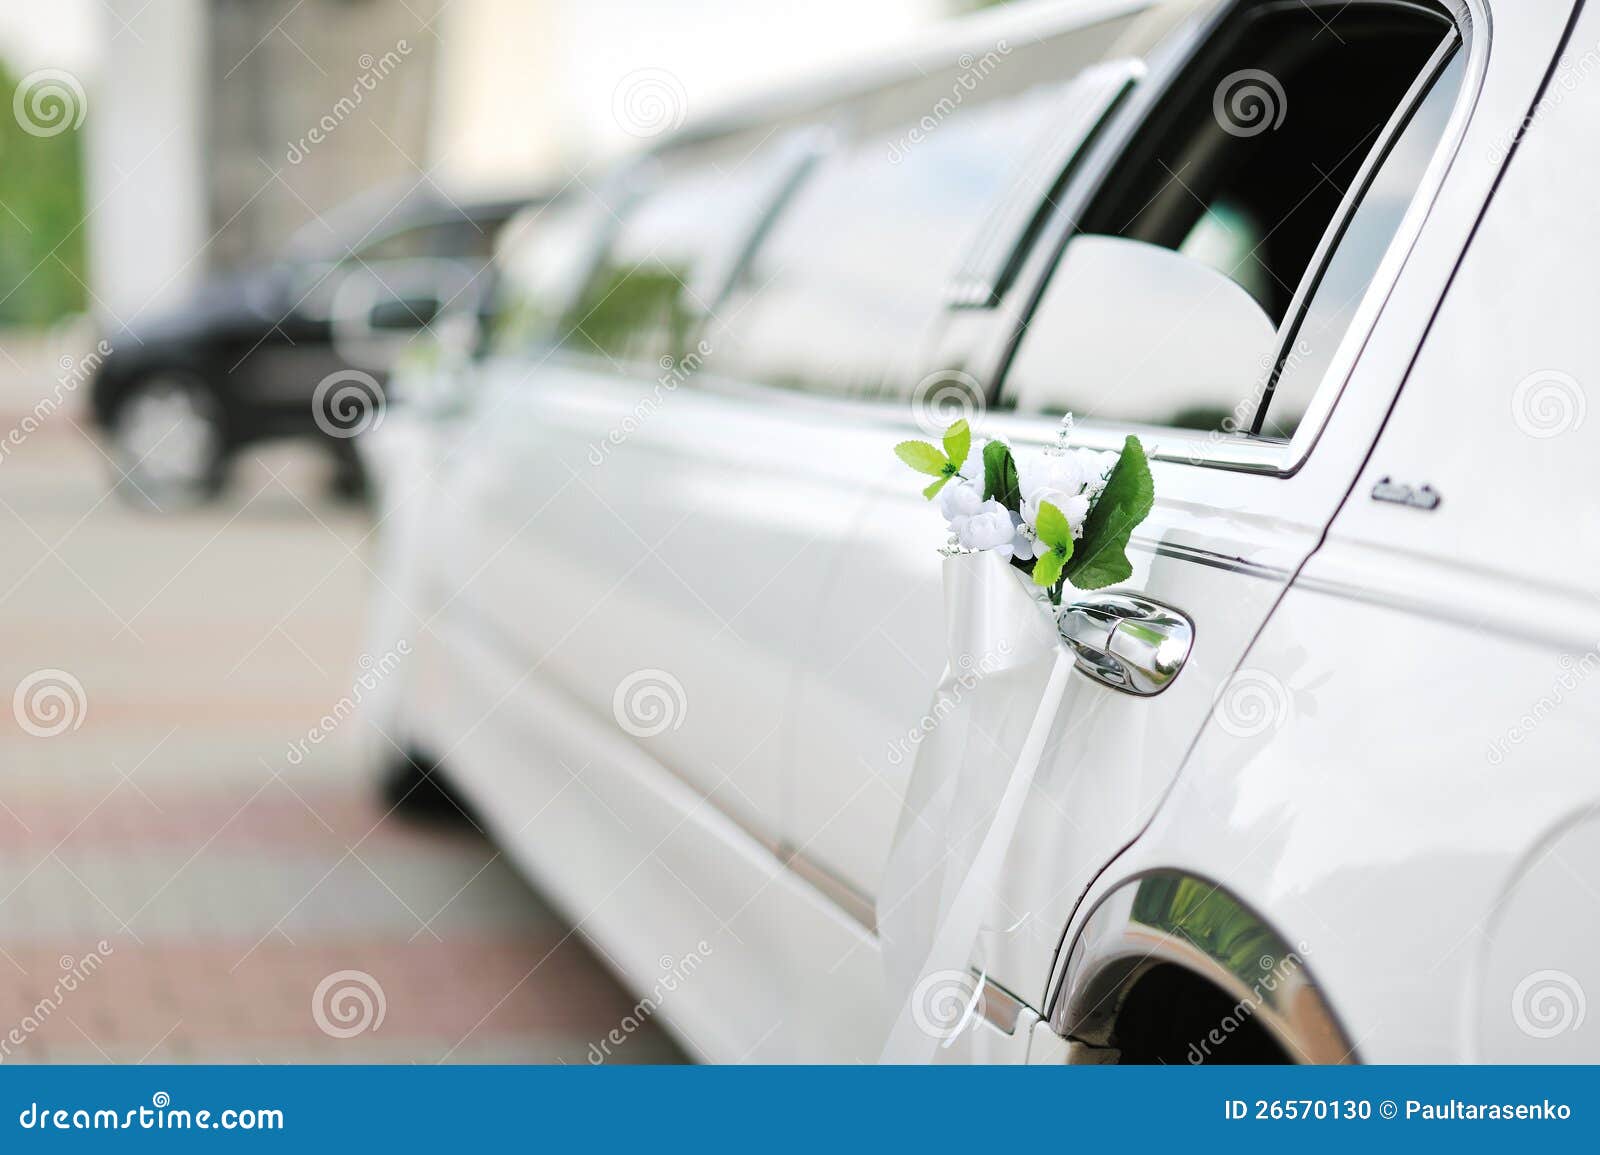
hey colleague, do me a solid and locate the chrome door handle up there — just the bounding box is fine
[1058,593,1193,696]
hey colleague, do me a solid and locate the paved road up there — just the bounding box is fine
[0,387,683,1063]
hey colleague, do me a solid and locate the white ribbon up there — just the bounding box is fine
[877,551,1073,1063]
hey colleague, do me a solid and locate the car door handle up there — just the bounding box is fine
[1058,593,1193,696]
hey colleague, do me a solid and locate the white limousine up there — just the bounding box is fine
[357,0,1600,1063]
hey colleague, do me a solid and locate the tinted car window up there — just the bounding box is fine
[562,135,810,368]
[704,82,1074,399]
[1082,4,1448,322]
[490,188,625,353]
[1001,2,1457,432]
[687,17,1139,400]
[1258,49,1465,439]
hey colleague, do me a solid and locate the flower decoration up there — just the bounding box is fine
[895,415,1154,603]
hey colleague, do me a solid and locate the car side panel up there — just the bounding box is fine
[406,604,889,1062]
[1054,1,1600,1060]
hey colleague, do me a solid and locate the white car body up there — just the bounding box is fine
[363,0,1600,1062]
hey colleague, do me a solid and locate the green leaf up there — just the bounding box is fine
[982,441,1022,511]
[942,419,971,475]
[1064,435,1154,591]
[1034,500,1074,551]
[923,474,953,499]
[1032,549,1067,588]
[895,440,948,477]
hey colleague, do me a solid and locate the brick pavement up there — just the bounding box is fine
[0,410,684,1064]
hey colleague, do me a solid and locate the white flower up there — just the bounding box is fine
[1076,449,1118,498]
[956,500,1026,561]
[1018,448,1097,551]
[1021,490,1090,555]
[1019,451,1089,502]
[937,478,985,528]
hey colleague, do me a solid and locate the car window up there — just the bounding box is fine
[708,75,1115,400]
[702,8,1145,402]
[489,189,625,353]
[1000,1,1460,434]
[1257,48,1465,439]
[561,134,809,369]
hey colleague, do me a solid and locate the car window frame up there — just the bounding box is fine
[987,0,1483,477]
[552,129,827,378]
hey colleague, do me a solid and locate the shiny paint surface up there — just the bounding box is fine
[430,355,862,839]
[1051,0,1600,1062]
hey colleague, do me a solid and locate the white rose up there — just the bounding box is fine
[956,500,1022,560]
[937,478,985,529]
[1077,449,1118,497]
[1019,452,1088,505]
[1021,489,1091,553]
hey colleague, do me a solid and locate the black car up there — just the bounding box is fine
[89,185,534,506]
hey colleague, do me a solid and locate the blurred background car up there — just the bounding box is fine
[86,185,534,508]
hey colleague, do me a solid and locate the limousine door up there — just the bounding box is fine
[417,131,829,949]
[787,0,1574,1057]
